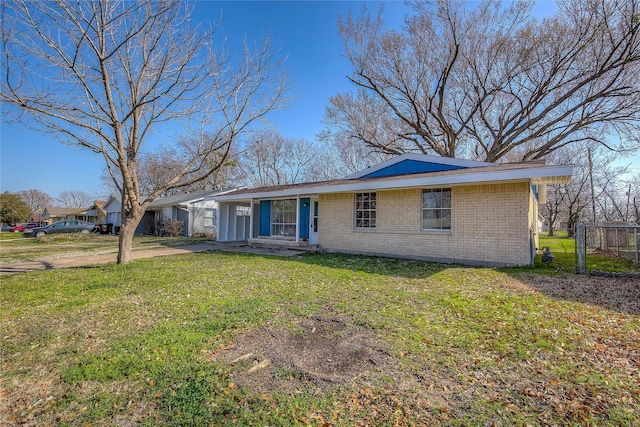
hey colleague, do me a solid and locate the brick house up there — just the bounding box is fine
[212,154,572,267]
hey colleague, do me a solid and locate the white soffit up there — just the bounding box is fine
[530,176,572,185]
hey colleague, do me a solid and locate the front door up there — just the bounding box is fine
[299,198,310,240]
[309,200,319,245]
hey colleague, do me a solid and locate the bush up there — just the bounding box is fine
[163,219,184,237]
[153,216,184,237]
[192,232,216,239]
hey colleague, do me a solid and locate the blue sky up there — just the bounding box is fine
[1,1,404,199]
[1,1,637,200]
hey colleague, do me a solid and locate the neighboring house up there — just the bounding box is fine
[103,196,125,233]
[213,154,573,267]
[43,201,106,224]
[29,212,46,224]
[82,200,106,224]
[42,207,85,223]
[537,213,545,234]
[542,216,570,233]
[147,190,235,237]
[103,189,237,236]
[103,195,156,234]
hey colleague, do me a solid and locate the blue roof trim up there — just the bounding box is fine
[362,159,465,179]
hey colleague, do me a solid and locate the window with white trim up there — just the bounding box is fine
[355,192,376,229]
[204,208,217,227]
[236,206,251,216]
[422,188,451,230]
[271,199,296,237]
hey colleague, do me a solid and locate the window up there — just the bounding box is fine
[236,206,251,216]
[271,199,296,237]
[422,188,451,230]
[355,192,376,229]
[204,208,217,227]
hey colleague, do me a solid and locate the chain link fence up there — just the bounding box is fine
[576,224,640,274]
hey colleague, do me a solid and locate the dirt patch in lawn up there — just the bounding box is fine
[521,274,640,315]
[215,311,412,394]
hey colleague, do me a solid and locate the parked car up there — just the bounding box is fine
[9,222,40,232]
[1,224,12,232]
[23,220,99,238]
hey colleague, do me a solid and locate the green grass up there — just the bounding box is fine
[0,231,24,240]
[0,233,212,264]
[530,233,640,275]
[1,239,638,426]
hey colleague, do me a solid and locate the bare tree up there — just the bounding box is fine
[316,128,393,178]
[630,174,640,224]
[18,189,53,219]
[236,131,318,187]
[56,190,94,209]
[540,184,564,237]
[595,168,631,223]
[1,0,289,263]
[562,169,591,238]
[328,0,640,162]
[542,144,628,234]
[541,146,593,236]
[100,145,240,197]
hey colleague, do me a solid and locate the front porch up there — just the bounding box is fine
[211,240,320,256]
[216,195,319,245]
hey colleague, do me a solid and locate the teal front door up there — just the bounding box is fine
[299,198,310,239]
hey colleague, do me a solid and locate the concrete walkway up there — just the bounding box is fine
[0,241,308,275]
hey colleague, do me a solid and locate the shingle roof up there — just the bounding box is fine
[148,189,234,208]
[216,160,568,200]
[46,207,85,216]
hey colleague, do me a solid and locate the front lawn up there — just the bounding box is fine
[0,231,25,241]
[1,248,638,425]
[0,233,211,264]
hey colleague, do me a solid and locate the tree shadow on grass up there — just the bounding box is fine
[205,247,450,279]
[286,252,451,279]
[292,252,640,315]
[212,250,640,315]
[0,260,56,274]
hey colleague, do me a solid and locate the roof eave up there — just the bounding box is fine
[215,165,573,201]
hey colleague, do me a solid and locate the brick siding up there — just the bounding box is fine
[318,183,535,266]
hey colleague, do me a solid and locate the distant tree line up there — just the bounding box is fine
[541,145,640,236]
[0,188,102,225]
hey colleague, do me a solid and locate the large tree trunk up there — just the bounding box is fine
[116,195,147,265]
[117,217,138,264]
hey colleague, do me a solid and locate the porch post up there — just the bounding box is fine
[249,199,254,239]
[295,195,300,243]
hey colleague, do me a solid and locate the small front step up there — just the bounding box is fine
[247,238,320,252]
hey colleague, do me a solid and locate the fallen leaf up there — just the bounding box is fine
[248,359,271,373]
